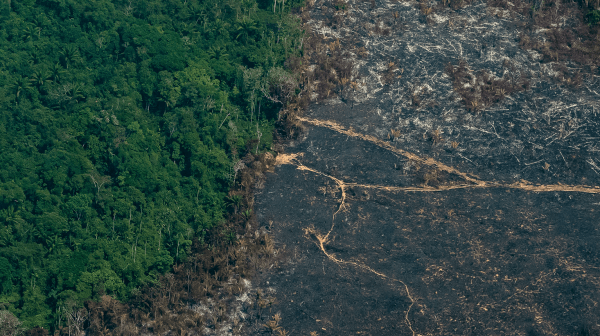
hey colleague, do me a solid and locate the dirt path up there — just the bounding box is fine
[253,0,600,334]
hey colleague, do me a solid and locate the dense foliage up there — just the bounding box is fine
[0,0,303,330]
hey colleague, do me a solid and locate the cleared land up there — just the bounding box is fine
[252,0,600,334]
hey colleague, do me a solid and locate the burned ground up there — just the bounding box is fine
[252,0,600,334]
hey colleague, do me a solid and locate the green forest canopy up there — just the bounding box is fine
[0,0,303,330]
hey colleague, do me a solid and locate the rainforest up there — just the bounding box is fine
[0,0,303,332]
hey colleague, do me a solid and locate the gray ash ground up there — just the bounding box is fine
[251,0,600,335]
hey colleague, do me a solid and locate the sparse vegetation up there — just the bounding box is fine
[263,313,283,334]
[414,165,447,188]
[420,1,435,16]
[389,129,402,141]
[383,62,402,85]
[488,0,600,71]
[445,59,531,113]
[430,129,445,146]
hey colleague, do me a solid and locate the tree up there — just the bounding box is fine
[8,76,32,103]
[235,19,258,45]
[20,286,52,330]
[0,257,13,294]
[59,46,83,69]
[260,67,298,106]
[156,71,181,108]
[48,63,65,83]
[29,67,51,89]
[88,171,111,199]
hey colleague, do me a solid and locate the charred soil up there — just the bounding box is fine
[253,0,600,334]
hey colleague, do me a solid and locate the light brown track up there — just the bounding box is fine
[297,117,600,194]
[283,160,419,335]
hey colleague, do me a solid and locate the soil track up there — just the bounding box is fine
[253,0,600,334]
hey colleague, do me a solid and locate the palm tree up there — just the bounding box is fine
[30,66,51,88]
[212,18,230,37]
[235,20,257,45]
[23,24,36,41]
[49,63,65,83]
[27,48,44,65]
[9,75,32,102]
[59,45,83,69]
[208,45,229,60]
[68,82,85,102]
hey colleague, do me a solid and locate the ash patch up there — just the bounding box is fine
[306,0,600,186]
